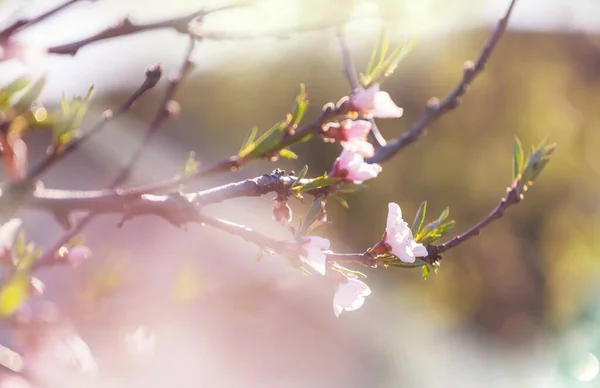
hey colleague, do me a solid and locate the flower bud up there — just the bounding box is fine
[65,246,91,267]
[272,199,292,226]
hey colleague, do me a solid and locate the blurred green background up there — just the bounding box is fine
[3,0,600,387]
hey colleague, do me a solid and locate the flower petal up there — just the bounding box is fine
[0,219,22,252]
[350,84,380,111]
[371,91,404,118]
[386,202,402,232]
[411,242,428,258]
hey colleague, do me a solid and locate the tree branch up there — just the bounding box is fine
[45,2,244,55]
[0,0,92,40]
[25,64,162,182]
[367,0,517,164]
[33,37,196,269]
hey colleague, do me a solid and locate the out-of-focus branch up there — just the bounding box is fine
[0,66,161,223]
[28,171,310,215]
[45,2,244,56]
[25,65,163,182]
[367,0,517,164]
[0,0,92,40]
[33,38,196,270]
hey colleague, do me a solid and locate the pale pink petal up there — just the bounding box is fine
[333,302,344,317]
[66,246,91,267]
[411,242,428,257]
[386,203,402,232]
[350,84,380,111]
[344,120,372,139]
[304,236,330,250]
[333,278,371,316]
[371,91,404,118]
[342,138,374,158]
[398,244,416,263]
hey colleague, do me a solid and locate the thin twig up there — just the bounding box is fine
[45,2,245,56]
[25,65,162,182]
[0,0,91,40]
[336,29,360,91]
[33,38,196,270]
[28,171,311,215]
[367,0,517,164]
[431,185,521,257]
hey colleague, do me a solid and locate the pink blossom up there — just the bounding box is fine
[272,199,292,226]
[333,278,371,317]
[66,246,91,267]
[332,149,382,184]
[385,202,428,263]
[340,120,374,157]
[298,236,331,275]
[350,83,403,118]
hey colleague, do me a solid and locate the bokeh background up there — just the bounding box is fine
[1,0,600,387]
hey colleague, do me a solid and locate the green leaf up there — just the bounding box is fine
[520,138,556,188]
[238,126,258,158]
[513,136,524,180]
[299,194,325,236]
[12,76,45,115]
[248,121,286,158]
[279,149,298,160]
[335,181,368,194]
[0,76,32,109]
[422,265,430,280]
[378,40,414,81]
[0,272,31,317]
[330,195,349,209]
[438,207,450,223]
[411,201,427,235]
[293,176,341,193]
[292,165,309,188]
[416,207,454,244]
[53,86,94,146]
[183,151,200,175]
[290,84,308,126]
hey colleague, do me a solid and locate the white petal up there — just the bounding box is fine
[371,91,404,118]
[344,120,372,139]
[350,84,380,111]
[386,202,402,232]
[304,236,331,250]
[0,219,22,251]
[342,138,374,158]
[399,244,416,263]
[303,249,326,275]
[349,279,372,296]
[333,302,344,317]
[411,242,428,257]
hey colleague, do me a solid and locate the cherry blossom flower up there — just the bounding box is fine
[349,83,403,118]
[333,277,371,317]
[298,236,331,275]
[385,202,428,263]
[340,120,374,157]
[331,149,382,184]
[272,199,292,226]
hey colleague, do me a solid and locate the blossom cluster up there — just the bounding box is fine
[294,201,427,317]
